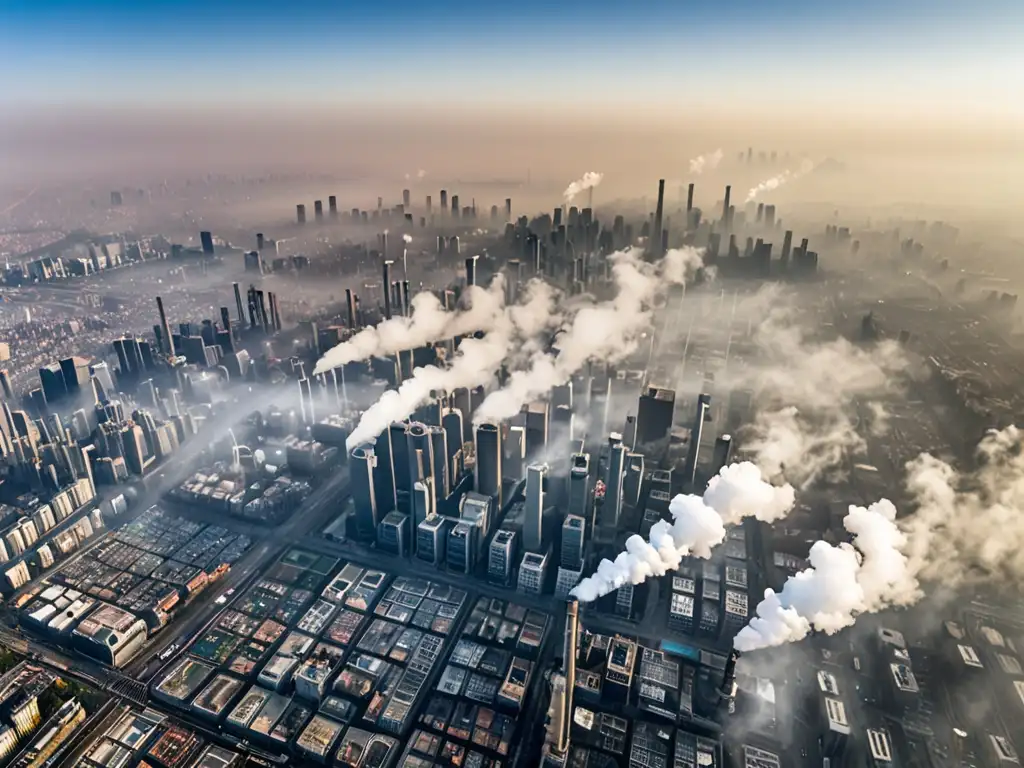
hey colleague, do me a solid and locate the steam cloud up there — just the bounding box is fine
[474,247,705,426]
[563,172,604,204]
[736,425,1024,652]
[313,280,507,376]
[344,279,563,448]
[405,169,427,180]
[571,462,795,602]
[736,290,907,486]
[734,499,917,651]
[745,158,815,203]
[688,149,724,176]
[403,234,412,244]
[904,425,1024,586]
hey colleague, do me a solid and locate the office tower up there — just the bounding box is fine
[382,260,393,319]
[504,197,513,220]
[416,516,448,566]
[524,463,547,553]
[488,529,517,586]
[567,453,590,520]
[439,189,447,213]
[377,512,409,556]
[412,479,435,530]
[756,203,764,223]
[561,514,585,570]
[155,296,175,356]
[232,282,245,324]
[447,522,476,574]
[426,195,432,213]
[474,423,502,500]
[257,291,270,334]
[406,421,435,496]
[314,200,324,221]
[636,386,675,445]
[465,255,477,287]
[110,190,122,206]
[711,435,732,477]
[296,204,306,224]
[687,183,695,212]
[602,437,627,529]
[39,363,65,403]
[373,429,397,515]
[402,189,411,208]
[349,444,379,540]
[781,230,793,266]
[328,195,338,217]
[429,426,449,500]
[199,230,214,255]
[401,281,410,315]
[623,453,644,509]
[504,425,526,482]
[0,370,12,400]
[345,289,357,329]
[764,204,776,229]
[652,179,666,258]
[722,186,731,224]
[517,551,548,596]
[59,357,90,397]
[524,401,549,456]
[684,393,711,488]
[389,422,413,506]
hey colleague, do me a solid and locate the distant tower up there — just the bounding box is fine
[722,186,731,225]
[474,423,502,500]
[465,256,478,287]
[524,463,547,552]
[314,199,323,221]
[328,195,338,217]
[403,189,411,208]
[652,179,666,258]
[296,204,306,224]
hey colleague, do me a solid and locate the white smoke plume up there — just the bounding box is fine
[563,172,604,204]
[905,425,1024,586]
[405,169,427,180]
[688,149,724,176]
[571,462,795,602]
[475,247,705,426]
[735,290,908,485]
[403,234,413,244]
[734,499,917,651]
[344,279,563,449]
[312,280,507,376]
[745,158,815,203]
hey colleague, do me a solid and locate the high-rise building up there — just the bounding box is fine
[373,429,397,515]
[711,435,732,477]
[600,438,627,529]
[351,443,379,541]
[623,453,645,510]
[652,179,666,258]
[474,423,502,501]
[416,516,449,567]
[517,551,548,596]
[636,386,675,445]
[524,463,547,553]
[314,200,324,221]
[447,522,476,574]
[200,231,214,255]
[561,514,585,571]
[296,204,306,224]
[488,529,517,586]
[567,453,590,520]
[684,394,711,488]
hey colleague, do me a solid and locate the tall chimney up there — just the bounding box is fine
[381,231,388,261]
[686,183,695,212]
[557,598,580,755]
[652,179,665,258]
[401,281,411,316]
[722,185,732,225]
[233,282,245,323]
[155,296,174,356]
[345,289,357,329]
[383,260,393,319]
[465,256,477,287]
[256,232,265,251]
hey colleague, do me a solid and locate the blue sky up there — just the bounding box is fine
[1,0,1021,111]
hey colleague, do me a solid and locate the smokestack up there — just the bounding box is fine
[586,186,593,210]
[722,185,731,225]
[465,256,477,287]
[346,289,357,329]
[233,282,245,323]
[401,280,411,316]
[557,598,580,755]
[686,183,694,212]
[383,260,393,319]
[652,179,665,258]
[155,296,174,357]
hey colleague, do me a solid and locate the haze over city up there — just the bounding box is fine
[1,2,1024,768]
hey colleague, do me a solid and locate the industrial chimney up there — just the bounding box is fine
[382,260,393,320]
[652,179,665,258]
[719,648,740,712]
[559,598,579,753]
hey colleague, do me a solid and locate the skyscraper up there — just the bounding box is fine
[561,514,585,571]
[474,423,502,501]
[684,393,712,488]
[567,453,590,520]
[652,179,666,258]
[636,386,675,446]
[602,438,627,529]
[524,463,547,553]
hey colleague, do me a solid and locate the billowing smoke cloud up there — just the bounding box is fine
[313,280,507,376]
[405,169,427,180]
[403,234,412,244]
[475,248,704,426]
[688,149,724,176]
[734,499,917,651]
[563,172,604,204]
[734,290,908,485]
[571,463,795,602]
[904,425,1024,586]
[745,158,815,203]
[344,279,563,448]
